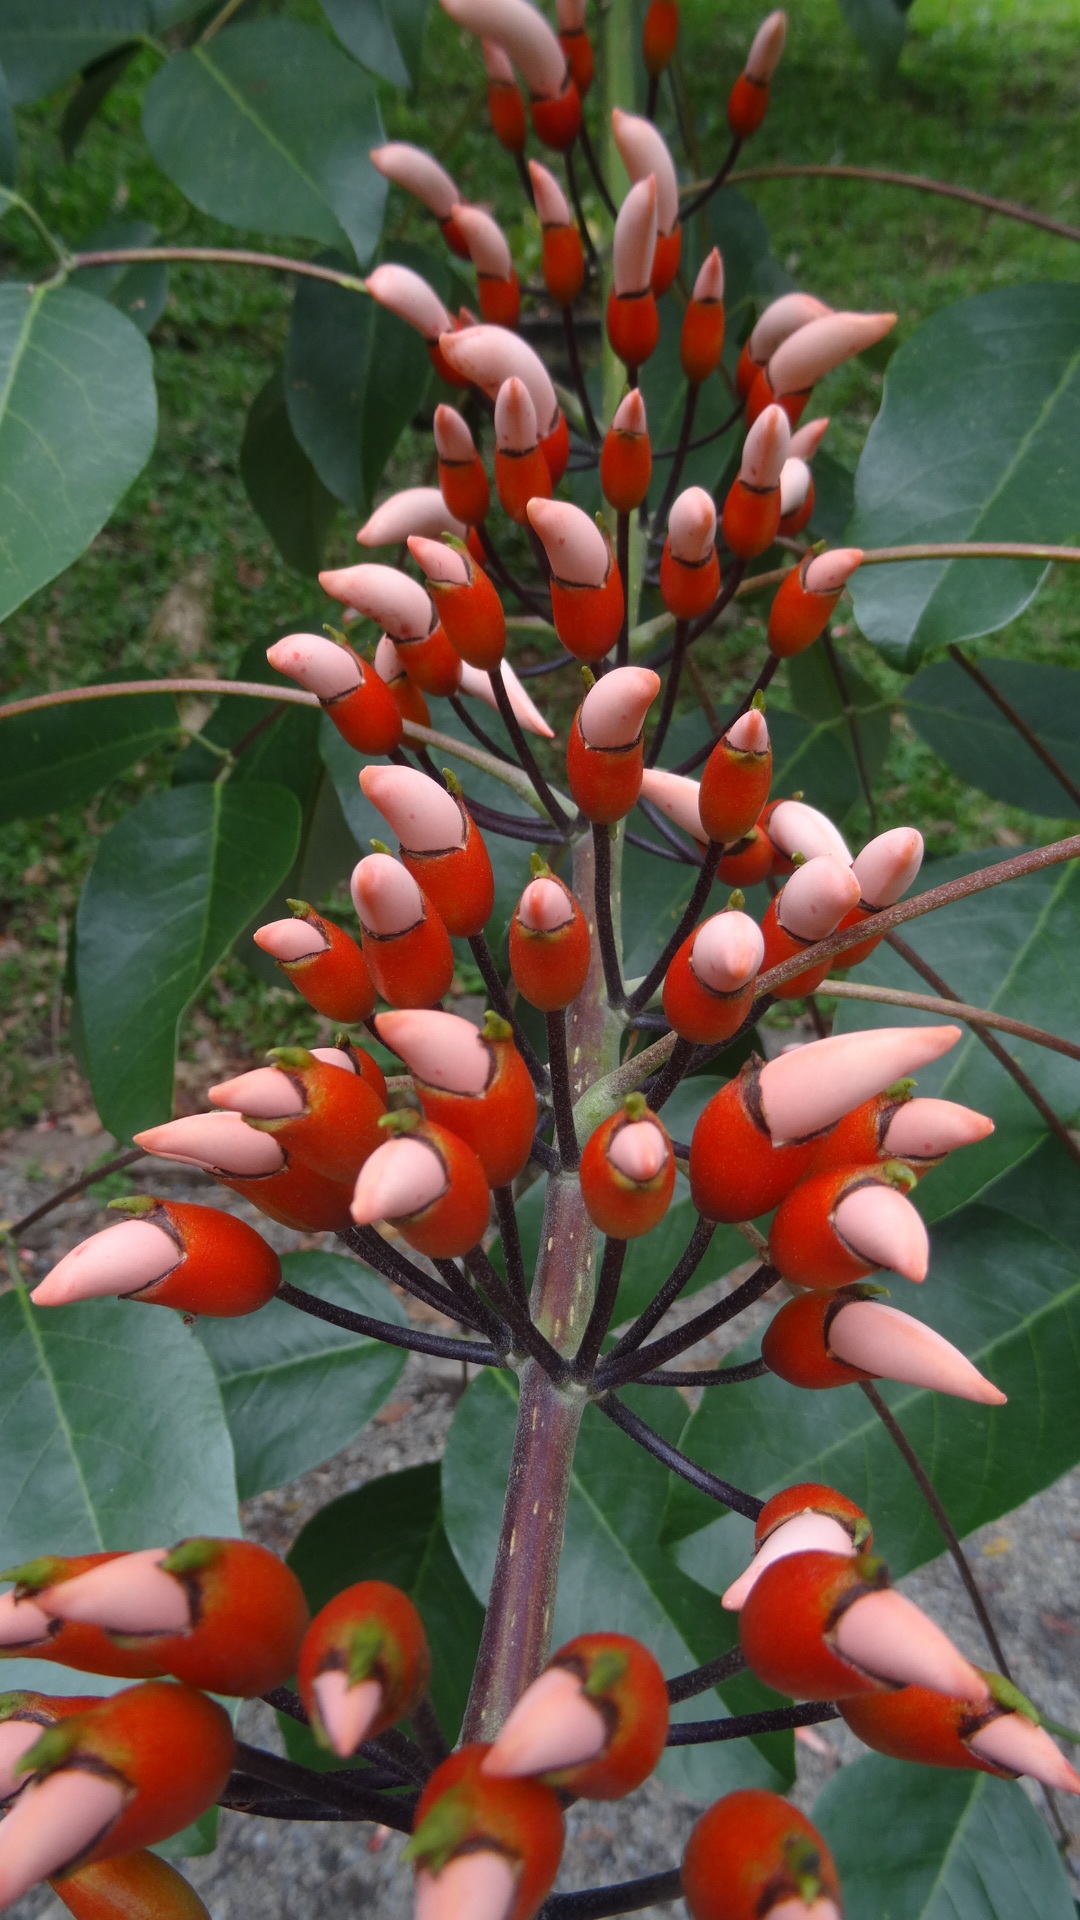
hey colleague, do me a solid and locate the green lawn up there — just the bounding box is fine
[1,0,1077,1128]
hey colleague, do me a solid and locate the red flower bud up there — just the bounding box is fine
[751,310,896,427]
[611,113,680,296]
[767,548,864,657]
[374,635,432,728]
[509,863,592,1011]
[14,1539,309,1699]
[319,562,462,697]
[841,1678,1080,1795]
[406,1743,564,1920]
[254,901,376,1025]
[566,667,660,821]
[265,632,403,756]
[680,249,726,385]
[762,1285,1006,1404]
[483,42,528,152]
[769,1162,928,1290]
[298,1580,431,1757]
[369,143,463,247]
[642,0,678,74]
[0,1682,234,1903]
[736,294,832,401]
[813,1090,994,1179]
[600,390,652,514]
[759,854,861,997]
[529,75,582,152]
[360,765,496,940]
[351,853,455,1008]
[721,405,790,559]
[698,706,771,844]
[777,433,826,535]
[662,909,763,1046]
[52,1848,211,1919]
[32,1197,281,1318]
[660,488,720,619]
[557,0,594,94]
[683,1789,841,1920]
[716,824,774,888]
[580,1094,675,1239]
[527,500,625,662]
[740,1548,990,1705]
[434,405,491,529]
[133,1112,356,1234]
[377,1008,537,1187]
[352,1111,491,1259]
[453,202,521,329]
[208,1046,386,1186]
[0,1693,105,1807]
[532,159,585,306]
[494,377,553,524]
[482,1632,668,1799]
[607,178,660,368]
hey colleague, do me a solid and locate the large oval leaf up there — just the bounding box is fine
[75,781,301,1141]
[142,20,387,265]
[197,1251,406,1500]
[0,679,177,825]
[321,0,430,89]
[240,367,339,575]
[815,1756,1075,1920]
[0,1,146,104]
[0,284,157,623]
[442,1369,789,1799]
[901,657,1080,818]
[671,1135,1080,1596]
[848,285,1080,666]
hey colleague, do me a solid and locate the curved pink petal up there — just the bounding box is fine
[611,110,679,231]
[518,878,574,931]
[691,912,764,993]
[495,376,539,453]
[254,917,328,961]
[828,1300,1006,1403]
[407,535,470,586]
[883,1098,994,1161]
[375,1010,490,1094]
[835,1587,989,1702]
[667,487,716,564]
[779,456,811,517]
[453,203,513,279]
[351,1138,448,1226]
[758,1026,962,1145]
[38,1548,188,1636]
[366,263,454,343]
[319,563,434,641]
[804,547,863,595]
[312,1671,383,1759]
[481,1666,607,1778]
[613,175,658,296]
[133,1111,285,1176]
[691,247,724,304]
[0,1592,57,1649]
[208,1066,305,1120]
[777,855,861,940]
[266,635,360,701]
[359,766,465,853]
[529,159,572,227]
[359,489,466,548]
[580,667,660,748]
[369,144,459,220]
[436,326,558,433]
[788,416,830,462]
[639,767,704,841]
[608,1119,668,1182]
[725,707,769,753]
[748,293,832,366]
[766,799,851,864]
[744,7,787,79]
[457,661,554,739]
[740,404,791,489]
[351,854,426,936]
[31,1219,179,1309]
[769,312,896,397]
[851,827,924,908]
[722,1512,856,1612]
[0,1771,126,1907]
[414,1852,518,1920]
[833,1183,930,1283]
[439,0,567,96]
[970,1714,1080,1794]
[527,498,609,587]
[433,405,478,463]
[611,389,648,436]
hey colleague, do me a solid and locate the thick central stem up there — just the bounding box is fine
[461,830,624,1740]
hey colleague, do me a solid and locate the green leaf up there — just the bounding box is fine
[806,448,855,545]
[142,19,388,266]
[835,0,908,82]
[0,678,177,826]
[197,1251,406,1501]
[172,635,321,803]
[321,0,430,89]
[0,1,149,105]
[0,60,17,184]
[442,1370,790,1798]
[901,658,1080,819]
[288,1463,484,1744]
[0,1285,238,1569]
[61,41,139,160]
[832,850,1080,1220]
[285,242,444,511]
[240,367,338,576]
[814,1755,1076,1919]
[75,781,301,1141]
[71,216,168,338]
[0,284,157,624]
[848,286,1080,667]
[672,1134,1080,1593]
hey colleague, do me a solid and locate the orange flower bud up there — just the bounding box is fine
[453,202,521,327]
[660,487,720,618]
[527,499,624,661]
[530,160,584,306]
[698,706,771,844]
[408,535,506,669]
[600,389,652,513]
[434,404,491,528]
[509,863,592,1011]
[254,900,376,1024]
[373,634,431,727]
[352,1112,491,1260]
[767,548,863,656]
[482,41,528,152]
[580,1095,676,1239]
[351,854,455,1008]
[494,377,553,523]
[378,1008,537,1187]
[642,0,678,74]
[662,909,763,1046]
[680,249,726,384]
[565,666,660,821]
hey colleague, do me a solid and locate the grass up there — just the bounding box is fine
[1,0,1078,1130]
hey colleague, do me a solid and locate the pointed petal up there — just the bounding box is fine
[691,246,724,304]
[365,264,454,342]
[31,1219,179,1309]
[310,1047,356,1073]
[788,417,830,462]
[765,799,851,864]
[407,535,471,585]
[414,1852,517,1920]
[433,405,477,463]
[749,293,832,366]
[725,708,769,754]
[359,767,465,853]
[435,326,558,433]
[369,144,459,221]
[351,1139,448,1226]
[312,1671,384,1758]
[612,175,658,296]
[970,1715,1080,1794]
[758,1026,962,1145]
[133,1111,285,1176]
[667,487,715,564]
[266,635,360,701]
[580,667,660,747]
[208,1067,306,1119]
[457,662,555,739]
[740,404,790,489]
[481,1666,607,1778]
[453,203,513,279]
[834,1588,989,1702]
[883,1098,994,1160]
[768,313,897,398]
[611,389,648,437]
[529,160,572,228]
[851,827,923,908]
[495,376,539,453]
[38,1548,189,1636]
[608,1120,668,1183]
[518,878,574,931]
[376,1010,490,1094]
[0,1771,126,1907]
[722,1512,856,1611]
[744,8,787,80]
[779,456,811,517]
[350,855,425,936]
[768,1902,840,1920]
[440,0,567,95]
[0,1593,53,1649]
[777,856,861,940]
[253,918,328,961]
[804,548,863,595]
[610,110,679,231]
[639,767,704,841]
[691,913,764,993]
[360,489,465,547]
[527,499,609,587]
[828,1301,1005,1404]
[833,1184,930,1283]
[318,562,434,641]
[0,1725,48,1804]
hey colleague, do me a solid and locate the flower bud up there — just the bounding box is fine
[50,1848,212,1920]
[776,455,812,535]
[736,292,832,400]
[407,1744,564,1920]
[298,1581,431,1757]
[759,854,861,997]
[557,0,593,94]
[662,909,763,1045]
[683,1789,840,1920]
[659,487,720,619]
[483,1632,668,1798]
[530,159,585,306]
[509,863,591,1011]
[133,1112,355,1234]
[365,262,467,389]
[767,547,864,658]
[748,310,897,425]
[256,899,376,1024]
[209,1046,387,1186]
[438,326,568,483]
[841,1678,1080,1795]
[352,1111,491,1259]
[433,404,491,528]
[765,1285,1006,1402]
[642,0,678,75]
[722,1482,870,1611]
[374,634,431,727]
[358,487,466,548]
[527,499,624,660]
[483,41,528,152]
[698,704,771,844]
[369,144,468,257]
[453,203,520,327]
[495,377,553,524]
[727,10,787,140]
[566,667,661,822]
[600,389,652,514]
[266,633,403,756]
[769,1163,930,1290]
[611,111,681,294]
[408,535,507,671]
[580,1094,675,1239]
[32,1198,281,1319]
[351,853,456,1007]
[680,248,726,385]
[377,1008,537,1186]
[607,177,660,369]
[319,562,461,697]
[721,404,791,559]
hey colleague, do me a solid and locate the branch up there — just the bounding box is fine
[757,837,1080,993]
[666,1702,840,1745]
[277,1280,502,1365]
[547,1009,581,1168]
[594,1394,764,1519]
[859,1382,1011,1676]
[467,932,550,1089]
[488,667,572,831]
[542,1871,684,1920]
[342,1222,496,1331]
[573,1236,627,1378]
[591,825,625,1007]
[597,1264,778,1388]
[464,1243,570,1380]
[231,1741,416,1828]
[666,1647,746,1703]
[67,245,370,292]
[9,1148,144,1236]
[636,1358,770,1385]
[492,1184,530,1310]
[604,1215,716,1363]
[722,163,1080,247]
[821,978,1080,1063]
[626,841,721,1012]
[679,133,742,218]
[947,644,1080,815]
[645,620,690,768]
[649,389,699,550]
[562,308,601,445]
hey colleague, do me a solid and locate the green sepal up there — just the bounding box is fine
[268,1046,318,1073]
[369,838,392,855]
[402,1791,471,1871]
[323,624,351,648]
[790,851,807,868]
[879,1158,918,1193]
[985,1672,1040,1724]
[623,1092,648,1122]
[726,889,746,911]
[0,1557,70,1592]
[750,689,767,712]
[783,1833,824,1906]
[107,1194,156,1217]
[0,1693,34,1723]
[583,1648,629,1696]
[580,666,596,690]
[443,767,463,798]
[851,1514,874,1551]
[160,1537,217,1577]
[287,898,315,917]
[441,532,469,554]
[529,854,551,878]
[16,1721,80,1779]
[854,1551,889,1587]
[378,1108,421,1135]
[884,1077,917,1101]
[346,1619,387,1687]
[482,1011,512,1043]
